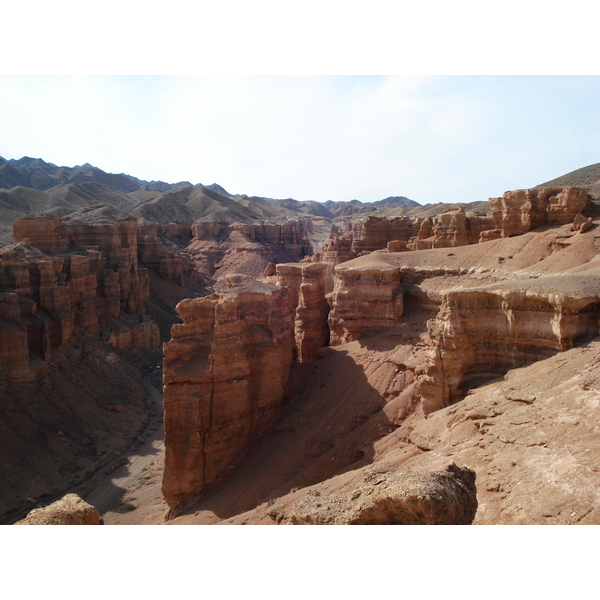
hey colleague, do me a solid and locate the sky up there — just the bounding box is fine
[2,2,599,207]
[1,74,598,206]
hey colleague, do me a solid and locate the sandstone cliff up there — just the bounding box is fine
[162,274,295,513]
[157,193,600,526]
[269,262,330,362]
[2,214,160,387]
[420,274,600,412]
[312,187,592,265]
[489,187,591,237]
[0,213,170,523]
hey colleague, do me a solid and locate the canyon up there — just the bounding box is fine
[2,156,600,525]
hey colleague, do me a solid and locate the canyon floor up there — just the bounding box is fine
[103,334,600,525]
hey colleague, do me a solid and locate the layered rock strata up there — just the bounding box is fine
[313,188,591,265]
[420,274,600,412]
[412,208,493,250]
[137,223,195,286]
[187,220,314,282]
[1,215,160,386]
[270,262,330,362]
[328,262,404,346]
[489,187,591,238]
[162,274,295,512]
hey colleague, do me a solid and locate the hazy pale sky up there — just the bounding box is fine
[1,75,598,205]
[2,1,599,206]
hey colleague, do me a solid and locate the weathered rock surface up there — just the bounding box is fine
[14,493,103,525]
[328,261,403,345]
[74,177,600,526]
[290,464,477,525]
[420,274,600,413]
[489,187,591,238]
[162,274,295,513]
[269,262,330,362]
[313,188,592,265]
[1,215,160,386]
[187,220,313,283]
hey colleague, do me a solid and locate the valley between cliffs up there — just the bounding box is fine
[106,190,600,525]
[3,162,600,525]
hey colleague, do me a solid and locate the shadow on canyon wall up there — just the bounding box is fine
[174,348,400,521]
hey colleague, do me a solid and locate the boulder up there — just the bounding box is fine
[14,494,103,525]
[291,464,477,525]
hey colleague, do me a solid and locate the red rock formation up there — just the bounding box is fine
[0,292,32,383]
[318,233,357,265]
[419,274,600,413]
[352,216,422,255]
[137,223,194,286]
[162,274,295,512]
[187,220,313,282]
[328,260,403,345]
[1,215,160,387]
[489,187,591,237]
[13,214,69,254]
[271,262,330,362]
[412,208,472,250]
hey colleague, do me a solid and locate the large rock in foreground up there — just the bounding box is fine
[15,494,103,525]
[291,464,477,525]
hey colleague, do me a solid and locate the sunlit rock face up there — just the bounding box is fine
[328,263,403,346]
[162,274,295,513]
[271,262,330,363]
[413,208,473,250]
[489,187,591,238]
[187,220,314,282]
[419,274,600,413]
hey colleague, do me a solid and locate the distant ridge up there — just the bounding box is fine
[0,156,190,194]
[536,162,600,199]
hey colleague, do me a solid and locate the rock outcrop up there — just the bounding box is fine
[1,215,160,386]
[162,274,295,513]
[351,216,422,255]
[313,188,591,265]
[489,187,591,238]
[420,274,600,413]
[14,494,103,525]
[187,220,313,283]
[269,262,330,362]
[290,464,477,525]
[328,258,404,346]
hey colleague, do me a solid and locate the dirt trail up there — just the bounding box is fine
[84,369,165,515]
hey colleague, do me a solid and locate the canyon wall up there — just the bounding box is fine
[328,262,404,345]
[312,188,591,265]
[156,186,599,523]
[419,274,600,412]
[187,220,314,283]
[162,274,295,512]
[2,215,159,386]
[270,262,330,362]
[489,187,591,237]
